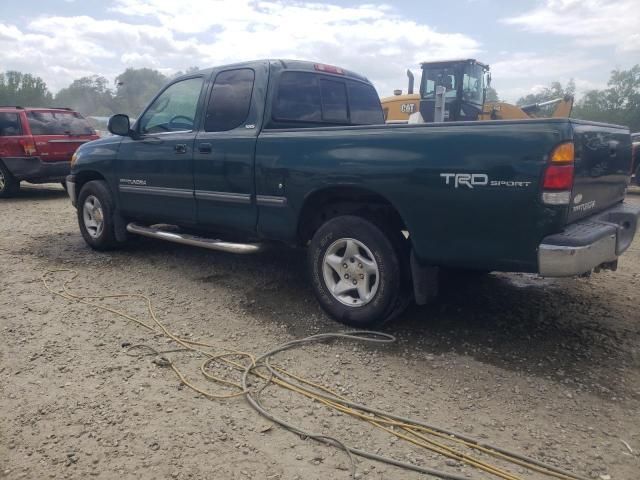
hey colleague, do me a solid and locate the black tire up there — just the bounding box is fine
[635,163,640,186]
[308,215,405,328]
[77,180,121,250]
[0,162,20,198]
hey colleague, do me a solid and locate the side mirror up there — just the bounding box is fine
[108,114,131,136]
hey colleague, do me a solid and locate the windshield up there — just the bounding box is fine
[462,63,485,105]
[421,66,458,99]
[420,63,486,105]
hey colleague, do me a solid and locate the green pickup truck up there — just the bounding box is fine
[66,59,640,327]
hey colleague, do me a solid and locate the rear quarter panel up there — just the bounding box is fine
[568,120,631,223]
[256,119,574,272]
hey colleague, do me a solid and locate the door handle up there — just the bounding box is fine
[174,144,187,154]
[198,143,212,154]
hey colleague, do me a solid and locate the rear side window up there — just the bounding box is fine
[0,112,22,136]
[26,111,94,135]
[205,69,255,132]
[273,72,383,125]
[349,82,384,124]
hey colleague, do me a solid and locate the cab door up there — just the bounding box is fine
[193,64,267,234]
[117,76,206,224]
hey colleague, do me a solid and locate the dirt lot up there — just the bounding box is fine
[1,185,639,480]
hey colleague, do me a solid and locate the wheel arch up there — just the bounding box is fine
[296,185,409,247]
[74,171,107,201]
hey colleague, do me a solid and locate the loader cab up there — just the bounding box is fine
[418,59,489,122]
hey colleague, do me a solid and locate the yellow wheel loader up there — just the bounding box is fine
[381,59,573,123]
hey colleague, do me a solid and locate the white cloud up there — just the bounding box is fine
[0,1,481,95]
[502,0,640,53]
[488,52,608,102]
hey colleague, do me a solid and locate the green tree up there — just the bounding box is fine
[172,66,200,78]
[573,65,640,131]
[54,76,114,117]
[113,68,167,117]
[516,79,575,106]
[485,86,499,102]
[0,71,54,106]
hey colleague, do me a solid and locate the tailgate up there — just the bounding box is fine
[568,121,632,223]
[33,136,94,162]
[26,110,97,162]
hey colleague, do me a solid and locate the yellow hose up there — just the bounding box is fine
[42,269,588,480]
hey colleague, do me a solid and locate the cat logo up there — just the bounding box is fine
[400,103,416,114]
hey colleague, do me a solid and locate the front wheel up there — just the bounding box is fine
[0,162,20,198]
[77,180,122,250]
[308,215,405,328]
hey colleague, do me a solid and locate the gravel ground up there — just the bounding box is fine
[1,185,639,480]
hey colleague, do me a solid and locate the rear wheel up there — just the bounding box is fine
[77,180,121,250]
[0,162,20,198]
[308,215,406,328]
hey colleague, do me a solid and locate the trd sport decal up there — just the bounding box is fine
[440,173,532,189]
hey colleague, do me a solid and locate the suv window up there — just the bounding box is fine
[0,112,22,136]
[348,82,384,124]
[26,111,94,135]
[273,72,383,126]
[138,77,204,134]
[205,69,255,132]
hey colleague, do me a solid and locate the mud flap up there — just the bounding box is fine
[113,209,128,243]
[410,250,439,305]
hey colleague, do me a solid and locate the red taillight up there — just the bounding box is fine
[19,139,37,156]
[543,164,574,190]
[314,63,344,75]
[542,141,575,205]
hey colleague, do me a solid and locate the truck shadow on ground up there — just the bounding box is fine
[28,234,637,400]
[5,185,67,201]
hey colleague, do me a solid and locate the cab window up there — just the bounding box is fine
[320,79,348,122]
[348,82,384,124]
[272,72,383,126]
[138,77,204,134]
[205,69,255,132]
[273,72,322,123]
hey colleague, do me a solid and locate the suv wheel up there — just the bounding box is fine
[0,162,20,198]
[308,215,405,328]
[77,180,121,250]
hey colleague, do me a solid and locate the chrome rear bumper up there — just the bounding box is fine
[538,201,640,277]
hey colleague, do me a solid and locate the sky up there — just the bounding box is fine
[0,0,638,102]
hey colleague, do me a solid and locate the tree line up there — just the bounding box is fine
[1,65,638,132]
[512,65,640,132]
[0,67,197,119]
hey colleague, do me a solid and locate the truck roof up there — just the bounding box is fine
[175,59,372,84]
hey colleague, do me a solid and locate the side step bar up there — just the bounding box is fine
[126,223,263,254]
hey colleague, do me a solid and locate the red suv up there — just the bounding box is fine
[0,107,99,197]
